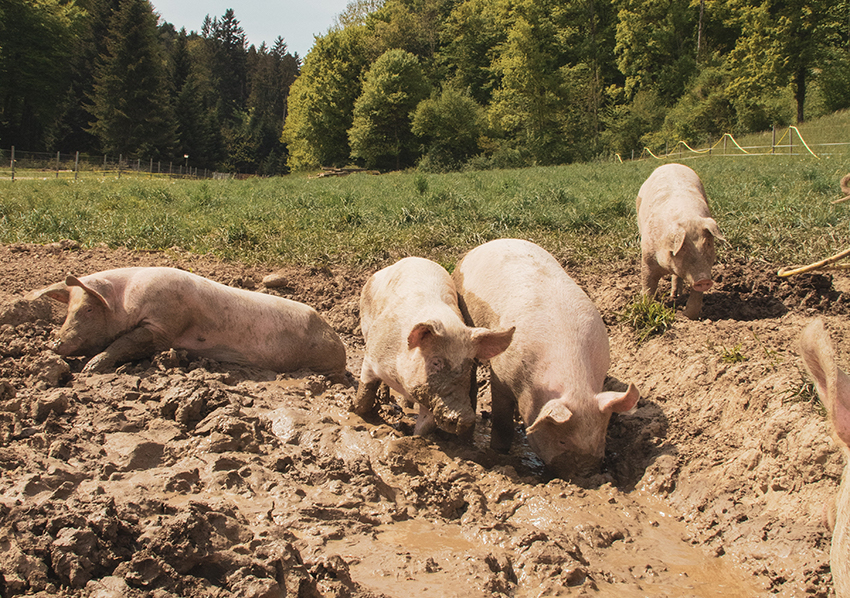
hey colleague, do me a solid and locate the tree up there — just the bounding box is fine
[87,0,178,159]
[282,26,370,169]
[348,49,431,170]
[205,9,248,121]
[726,0,843,123]
[411,85,484,170]
[0,0,85,149]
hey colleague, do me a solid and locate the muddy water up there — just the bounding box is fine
[329,489,765,598]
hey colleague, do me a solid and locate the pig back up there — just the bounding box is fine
[360,256,461,346]
[454,239,610,392]
[636,163,711,234]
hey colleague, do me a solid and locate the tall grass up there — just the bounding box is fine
[1,127,848,271]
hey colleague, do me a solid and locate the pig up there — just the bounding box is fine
[636,163,725,320]
[27,267,348,380]
[452,239,640,479]
[352,256,514,436]
[799,319,850,598]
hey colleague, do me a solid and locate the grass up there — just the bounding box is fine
[618,295,676,344]
[0,113,849,271]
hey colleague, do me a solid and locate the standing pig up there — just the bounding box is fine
[452,239,639,479]
[28,267,348,380]
[353,256,514,436]
[637,163,725,319]
[799,319,850,598]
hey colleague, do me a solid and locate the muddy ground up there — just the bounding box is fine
[0,241,848,597]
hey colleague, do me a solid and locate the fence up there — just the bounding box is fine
[616,125,850,163]
[0,147,232,181]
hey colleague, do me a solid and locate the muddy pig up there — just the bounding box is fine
[799,319,850,598]
[28,267,348,380]
[637,163,725,319]
[452,239,640,478]
[353,256,514,436]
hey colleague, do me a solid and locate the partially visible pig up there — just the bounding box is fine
[28,267,348,380]
[352,257,514,436]
[452,239,640,479]
[637,163,725,319]
[799,319,850,598]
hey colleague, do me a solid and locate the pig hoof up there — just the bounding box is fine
[82,355,113,374]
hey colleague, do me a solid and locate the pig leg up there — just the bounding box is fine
[82,326,158,374]
[683,290,704,320]
[489,369,516,453]
[352,377,382,417]
[640,259,663,298]
[671,274,683,299]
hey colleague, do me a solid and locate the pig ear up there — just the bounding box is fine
[597,383,640,415]
[704,217,726,243]
[671,228,686,256]
[471,326,515,361]
[800,319,850,447]
[408,321,442,350]
[66,274,113,311]
[26,281,71,304]
[527,400,572,435]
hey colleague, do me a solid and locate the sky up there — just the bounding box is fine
[149,1,353,58]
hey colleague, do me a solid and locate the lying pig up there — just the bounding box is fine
[352,256,514,436]
[637,163,725,319]
[28,267,348,380]
[453,239,640,478]
[799,319,850,598]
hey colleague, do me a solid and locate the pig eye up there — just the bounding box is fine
[427,357,445,373]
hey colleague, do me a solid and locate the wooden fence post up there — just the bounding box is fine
[11,146,15,181]
[74,151,79,181]
[56,151,60,178]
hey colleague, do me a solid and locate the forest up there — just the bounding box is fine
[1,0,849,175]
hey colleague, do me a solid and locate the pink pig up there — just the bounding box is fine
[453,239,640,479]
[352,257,514,436]
[799,319,850,598]
[28,267,348,380]
[637,163,725,319]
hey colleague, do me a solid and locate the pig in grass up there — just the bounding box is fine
[452,239,640,479]
[799,319,850,598]
[637,163,725,320]
[352,256,514,436]
[28,267,348,380]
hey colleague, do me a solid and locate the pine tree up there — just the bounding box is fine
[87,0,178,159]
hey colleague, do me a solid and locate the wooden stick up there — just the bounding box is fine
[777,246,850,277]
[831,194,850,205]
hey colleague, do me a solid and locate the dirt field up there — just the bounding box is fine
[0,240,847,597]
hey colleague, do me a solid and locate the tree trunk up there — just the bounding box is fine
[795,67,806,123]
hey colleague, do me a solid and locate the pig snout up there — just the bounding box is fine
[431,400,476,435]
[691,278,713,292]
[545,451,603,480]
[411,385,476,435]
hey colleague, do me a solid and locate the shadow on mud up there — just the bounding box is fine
[679,260,850,321]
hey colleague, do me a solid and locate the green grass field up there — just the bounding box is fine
[1,115,849,272]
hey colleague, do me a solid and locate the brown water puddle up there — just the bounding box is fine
[327,490,767,597]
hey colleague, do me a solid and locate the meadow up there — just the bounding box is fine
[1,141,849,274]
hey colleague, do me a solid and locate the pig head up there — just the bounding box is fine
[29,273,132,358]
[800,319,850,598]
[524,385,640,478]
[637,163,725,320]
[353,257,514,436]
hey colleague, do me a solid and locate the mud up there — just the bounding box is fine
[0,242,847,597]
